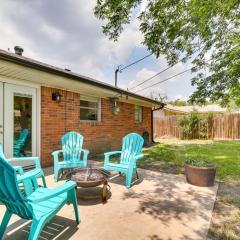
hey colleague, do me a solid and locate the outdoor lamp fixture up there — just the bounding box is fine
[109,97,120,115]
[52,92,61,102]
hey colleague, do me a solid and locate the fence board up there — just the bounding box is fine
[154,113,240,140]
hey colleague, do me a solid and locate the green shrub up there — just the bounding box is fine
[185,158,215,168]
[177,111,215,139]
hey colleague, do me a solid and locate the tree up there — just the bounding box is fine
[168,99,189,106]
[149,91,168,102]
[94,0,240,106]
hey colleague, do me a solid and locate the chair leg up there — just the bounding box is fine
[68,189,80,225]
[54,168,59,182]
[28,219,45,240]
[135,168,140,179]
[41,174,47,188]
[0,210,12,239]
[126,170,133,189]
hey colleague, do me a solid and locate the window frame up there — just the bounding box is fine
[134,105,143,123]
[80,95,101,122]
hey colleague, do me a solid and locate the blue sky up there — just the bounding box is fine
[0,0,196,101]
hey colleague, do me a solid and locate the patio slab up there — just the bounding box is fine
[1,165,218,240]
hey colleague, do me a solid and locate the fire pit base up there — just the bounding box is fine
[66,168,111,203]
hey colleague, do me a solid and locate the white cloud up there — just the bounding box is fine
[0,0,195,100]
[40,24,65,42]
[0,0,144,84]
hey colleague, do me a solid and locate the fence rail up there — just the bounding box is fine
[154,113,240,140]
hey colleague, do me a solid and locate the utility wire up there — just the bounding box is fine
[129,64,178,91]
[119,53,152,71]
[133,68,192,93]
[129,47,203,91]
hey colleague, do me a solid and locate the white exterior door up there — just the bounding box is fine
[0,82,3,146]
[4,83,37,158]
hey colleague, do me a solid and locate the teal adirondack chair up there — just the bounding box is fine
[0,143,46,194]
[104,133,144,188]
[14,129,29,157]
[0,154,80,240]
[52,131,89,182]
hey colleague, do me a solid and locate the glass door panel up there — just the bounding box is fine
[14,94,33,156]
[4,84,37,158]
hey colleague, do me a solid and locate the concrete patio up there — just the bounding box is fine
[0,164,218,240]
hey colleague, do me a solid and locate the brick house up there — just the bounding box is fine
[0,47,162,167]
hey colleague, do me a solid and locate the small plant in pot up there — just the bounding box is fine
[184,159,217,187]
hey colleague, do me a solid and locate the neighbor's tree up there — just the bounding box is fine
[95,0,240,106]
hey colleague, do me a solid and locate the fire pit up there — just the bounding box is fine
[66,168,111,203]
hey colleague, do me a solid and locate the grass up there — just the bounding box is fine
[140,139,240,183]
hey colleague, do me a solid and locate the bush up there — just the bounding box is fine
[177,111,213,139]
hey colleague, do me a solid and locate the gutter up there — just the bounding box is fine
[151,104,166,143]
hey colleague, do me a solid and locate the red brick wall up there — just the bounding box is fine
[41,86,152,167]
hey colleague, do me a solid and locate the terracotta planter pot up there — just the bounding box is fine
[185,164,216,187]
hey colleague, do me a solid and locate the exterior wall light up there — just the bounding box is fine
[52,92,61,102]
[109,97,120,115]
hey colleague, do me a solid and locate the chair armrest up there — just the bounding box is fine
[17,168,42,182]
[134,154,144,161]
[82,149,89,154]
[13,166,24,175]
[104,151,122,157]
[9,157,41,168]
[104,151,122,165]
[27,181,76,203]
[51,149,64,156]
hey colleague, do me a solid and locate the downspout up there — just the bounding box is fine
[151,103,165,143]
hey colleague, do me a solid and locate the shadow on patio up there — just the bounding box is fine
[3,215,79,240]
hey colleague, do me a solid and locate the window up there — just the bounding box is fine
[80,96,100,121]
[135,105,142,123]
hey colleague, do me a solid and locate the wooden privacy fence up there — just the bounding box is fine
[154,113,240,140]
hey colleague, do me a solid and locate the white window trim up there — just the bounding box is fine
[80,95,101,122]
[135,105,143,123]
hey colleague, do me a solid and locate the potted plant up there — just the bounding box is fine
[184,159,217,187]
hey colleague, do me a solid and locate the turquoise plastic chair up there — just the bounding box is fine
[0,143,46,194]
[14,129,29,157]
[52,131,89,182]
[104,133,144,188]
[0,154,80,240]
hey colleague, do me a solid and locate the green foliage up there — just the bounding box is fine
[177,111,202,139]
[141,139,240,182]
[185,158,215,168]
[168,99,189,106]
[177,111,214,139]
[94,0,240,106]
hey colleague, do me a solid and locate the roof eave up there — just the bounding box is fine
[0,51,161,106]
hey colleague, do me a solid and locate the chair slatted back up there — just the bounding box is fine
[0,147,32,219]
[120,133,144,164]
[61,131,83,161]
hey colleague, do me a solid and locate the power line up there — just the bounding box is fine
[120,53,152,71]
[129,64,178,91]
[115,53,152,86]
[129,47,203,91]
[133,68,192,93]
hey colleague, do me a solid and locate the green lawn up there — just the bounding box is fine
[140,139,240,183]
